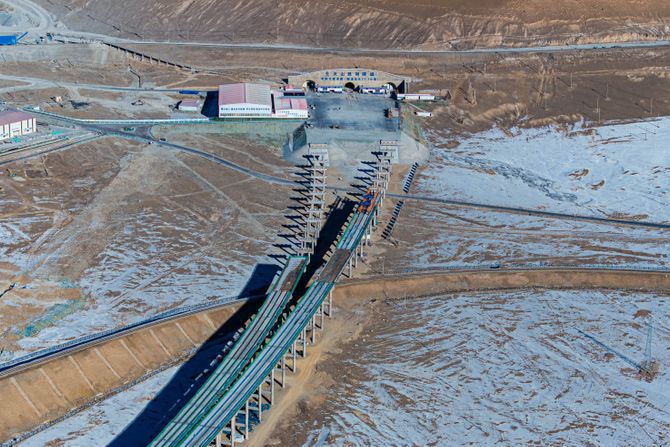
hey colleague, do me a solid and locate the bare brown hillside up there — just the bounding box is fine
[36,0,670,49]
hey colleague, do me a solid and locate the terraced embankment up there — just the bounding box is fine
[0,301,249,444]
[334,268,670,302]
[4,268,670,444]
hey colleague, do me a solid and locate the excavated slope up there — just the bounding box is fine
[35,0,670,49]
[4,268,670,443]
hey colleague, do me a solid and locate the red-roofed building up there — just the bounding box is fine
[218,83,272,117]
[273,96,308,119]
[0,111,36,140]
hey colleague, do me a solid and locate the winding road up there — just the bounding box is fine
[16,109,670,231]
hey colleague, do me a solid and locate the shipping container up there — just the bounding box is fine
[178,90,200,95]
[283,88,305,97]
[361,87,385,94]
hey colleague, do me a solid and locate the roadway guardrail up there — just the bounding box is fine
[0,292,263,376]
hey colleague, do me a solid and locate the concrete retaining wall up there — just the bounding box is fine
[333,269,670,302]
[4,268,670,443]
[0,302,245,443]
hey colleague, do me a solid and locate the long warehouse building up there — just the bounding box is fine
[218,83,272,118]
[0,111,36,140]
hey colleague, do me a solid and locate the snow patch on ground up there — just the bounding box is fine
[19,366,179,447]
[313,290,670,446]
[398,202,670,270]
[420,119,670,222]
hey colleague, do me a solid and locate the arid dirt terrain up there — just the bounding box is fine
[33,0,670,49]
[2,1,670,445]
[259,288,669,446]
[0,134,293,357]
[4,41,670,128]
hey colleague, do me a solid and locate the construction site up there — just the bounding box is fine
[1,0,670,446]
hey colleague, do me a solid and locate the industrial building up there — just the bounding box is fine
[273,96,308,119]
[289,68,409,93]
[218,83,272,118]
[0,111,36,140]
[178,98,200,112]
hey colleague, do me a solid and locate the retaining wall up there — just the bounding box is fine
[0,302,245,443]
[5,268,670,443]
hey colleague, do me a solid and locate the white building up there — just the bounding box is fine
[178,98,200,112]
[218,83,272,118]
[396,93,436,101]
[0,111,36,140]
[273,96,308,119]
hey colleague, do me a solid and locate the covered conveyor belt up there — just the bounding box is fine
[148,185,382,447]
[178,280,334,446]
[149,256,306,447]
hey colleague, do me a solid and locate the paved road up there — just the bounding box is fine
[5,0,670,57]
[4,263,668,446]
[0,133,100,166]
[2,262,664,379]
[97,37,670,56]
[0,73,183,94]
[0,292,253,379]
[396,192,670,230]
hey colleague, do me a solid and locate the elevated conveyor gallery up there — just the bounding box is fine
[149,257,307,447]
[157,187,382,446]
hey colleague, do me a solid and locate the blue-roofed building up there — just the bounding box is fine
[0,35,17,46]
